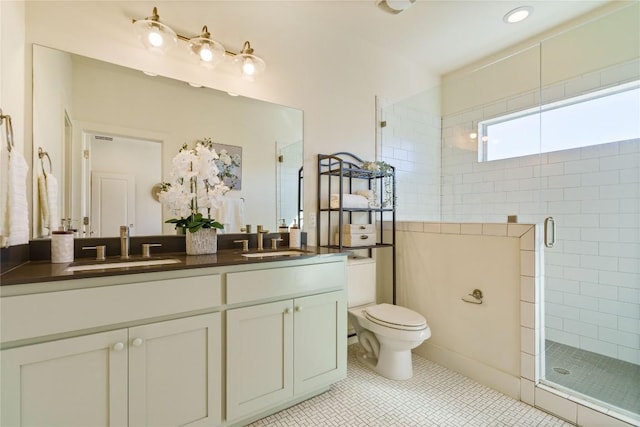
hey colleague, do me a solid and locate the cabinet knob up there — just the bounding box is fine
[112,342,125,352]
[283,308,291,315]
[131,338,144,347]
[295,306,302,312]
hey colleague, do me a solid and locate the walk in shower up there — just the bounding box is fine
[379,3,639,423]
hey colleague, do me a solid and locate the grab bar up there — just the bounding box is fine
[544,217,556,248]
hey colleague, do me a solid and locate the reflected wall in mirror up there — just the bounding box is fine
[32,45,303,238]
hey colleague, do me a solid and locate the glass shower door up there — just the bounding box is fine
[538,4,640,421]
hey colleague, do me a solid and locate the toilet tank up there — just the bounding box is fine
[347,257,376,308]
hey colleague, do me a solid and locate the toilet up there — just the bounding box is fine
[347,259,431,381]
[348,303,430,380]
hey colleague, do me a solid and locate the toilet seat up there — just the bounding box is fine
[364,303,427,331]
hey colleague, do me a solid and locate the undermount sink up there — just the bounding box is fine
[241,250,312,258]
[65,258,181,272]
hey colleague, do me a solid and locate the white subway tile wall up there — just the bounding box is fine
[379,89,442,222]
[439,60,640,365]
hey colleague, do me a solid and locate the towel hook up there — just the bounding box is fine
[38,147,52,174]
[1,108,14,152]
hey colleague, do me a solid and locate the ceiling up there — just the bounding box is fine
[289,0,614,74]
[123,1,616,76]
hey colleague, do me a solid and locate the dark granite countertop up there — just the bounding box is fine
[0,246,346,287]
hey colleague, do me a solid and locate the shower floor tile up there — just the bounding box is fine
[545,340,640,417]
[248,344,570,426]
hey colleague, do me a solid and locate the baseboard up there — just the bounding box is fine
[415,342,521,399]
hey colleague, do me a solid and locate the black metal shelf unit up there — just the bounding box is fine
[316,152,396,303]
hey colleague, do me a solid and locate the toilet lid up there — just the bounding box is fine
[364,303,427,331]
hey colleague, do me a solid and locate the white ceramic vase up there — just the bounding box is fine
[185,228,218,255]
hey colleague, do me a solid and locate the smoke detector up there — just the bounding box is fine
[376,0,416,14]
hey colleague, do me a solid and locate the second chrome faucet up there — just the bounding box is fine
[120,225,130,258]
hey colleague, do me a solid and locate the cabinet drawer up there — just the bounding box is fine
[335,233,376,247]
[1,275,221,343]
[343,224,375,234]
[227,261,346,305]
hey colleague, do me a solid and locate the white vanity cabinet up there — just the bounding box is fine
[1,256,348,427]
[1,271,223,427]
[225,260,347,423]
[1,329,129,427]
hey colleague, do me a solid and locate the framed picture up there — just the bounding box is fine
[213,143,242,190]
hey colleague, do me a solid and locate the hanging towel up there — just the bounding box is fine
[0,148,30,246]
[214,198,245,233]
[0,148,9,247]
[38,172,59,236]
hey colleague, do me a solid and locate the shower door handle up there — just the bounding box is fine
[544,217,556,248]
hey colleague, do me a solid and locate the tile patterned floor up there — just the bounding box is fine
[545,340,640,417]
[249,344,571,426]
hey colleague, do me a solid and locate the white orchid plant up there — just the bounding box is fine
[159,139,230,233]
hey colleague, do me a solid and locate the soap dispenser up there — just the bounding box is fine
[278,219,289,233]
[289,219,301,248]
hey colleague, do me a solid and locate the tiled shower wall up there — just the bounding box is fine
[440,60,640,364]
[379,89,442,222]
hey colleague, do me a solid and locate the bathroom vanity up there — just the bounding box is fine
[0,250,348,427]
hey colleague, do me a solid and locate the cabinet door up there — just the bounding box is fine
[128,313,221,427]
[226,300,294,421]
[294,290,347,395]
[1,329,128,427]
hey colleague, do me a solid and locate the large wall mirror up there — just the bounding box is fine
[32,45,303,238]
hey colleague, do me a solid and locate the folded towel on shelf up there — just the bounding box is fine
[38,172,59,236]
[213,198,245,233]
[329,193,370,209]
[355,189,375,207]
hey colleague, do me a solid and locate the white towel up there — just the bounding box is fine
[38,172,59,236]
[0,148,10,247]
[330,194,370,209]
[355,189,376,207]
[0,149,30,246]
[213,198,245,233]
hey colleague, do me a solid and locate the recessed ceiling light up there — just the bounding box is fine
[503,6,533,24]
[142,71,158,77]
[188,82,203,88]
[376,0,416,14]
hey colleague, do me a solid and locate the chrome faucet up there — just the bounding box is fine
[256,225,269,251]
[120,225,130,258]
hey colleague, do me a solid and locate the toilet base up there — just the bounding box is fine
[356,346,414,381]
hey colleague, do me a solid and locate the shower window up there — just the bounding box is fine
[479,80,640,162]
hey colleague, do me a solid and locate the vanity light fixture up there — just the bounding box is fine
[503,6,533,24]
[232,41,267,79]
[188,26,225,67]
[132,7,177,54]
[132,7,267,79]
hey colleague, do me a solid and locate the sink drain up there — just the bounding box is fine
[553,367,570,375]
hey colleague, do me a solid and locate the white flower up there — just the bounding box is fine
[159,139,232,228]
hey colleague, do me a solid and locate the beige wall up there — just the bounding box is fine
[14,1,438,244]
[394,223,523,397]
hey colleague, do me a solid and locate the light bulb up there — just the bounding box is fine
[147,28,164,47]
[469,132,478,139]
[242,58,256,76]
[200,46,213,62]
